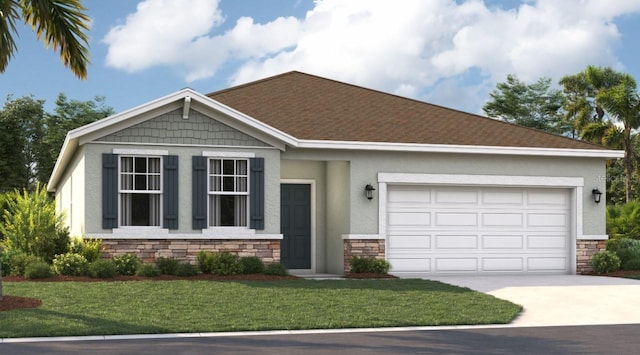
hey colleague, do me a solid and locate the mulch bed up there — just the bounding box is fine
[0,296,42,312]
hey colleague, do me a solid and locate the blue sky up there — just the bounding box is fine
[2,0,640,115]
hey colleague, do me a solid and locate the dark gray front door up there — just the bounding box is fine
[280,184,311,269]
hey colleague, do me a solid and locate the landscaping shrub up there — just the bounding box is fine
[0,184,70,263]
[622,258,640,271]
[197,250,214,274]
[590,251,621,274]
[263,262,288,276]
[88,259,117,278]
[607,202,640,239]
[9,252,42,276]
[197,251,243,275]
[70,237,103,263]
[175,263,199,277]
[349,256,391,274]
[24,260,53,279]
[135,263,160,277]
[0,248,23,276]
[606,237,640,253]
[239,256,265,274]
[615,247,640,270]
[210,252,242,276]
[113,253,140,276]
[53,253,89,276]
[155,257,180,275]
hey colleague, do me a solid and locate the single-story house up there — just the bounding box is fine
[47,71,623,276]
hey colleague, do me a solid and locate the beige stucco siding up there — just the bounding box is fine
[55,146,86,237]
[281,149,607,237]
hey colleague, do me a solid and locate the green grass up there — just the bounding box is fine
[0,279,522,338]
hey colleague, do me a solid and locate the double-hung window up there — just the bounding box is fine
[120,156,162,226]
[208,158,248,227]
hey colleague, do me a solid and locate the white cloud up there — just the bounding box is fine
[103,0,640,113]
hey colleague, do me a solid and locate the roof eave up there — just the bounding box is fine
[293,140,624,158]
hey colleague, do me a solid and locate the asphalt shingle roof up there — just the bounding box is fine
[208,71,608,150]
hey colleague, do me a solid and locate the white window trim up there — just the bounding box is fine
[206,156,250,228]
[118,155,164,228]
[113,148,169,156]
[202,151,255,158]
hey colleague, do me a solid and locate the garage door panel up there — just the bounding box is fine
[528,214,568,227]
[389,258,431,273]
[387,185,571,275]
[482,213,523,227]
[482,235,524,249]
[436,258,478,272]
[482,258,524,272]
[528,257,567,271]
[435,189,478,204]
[435,235,478,249]
[527,235,568,249]
[388,212,430,226]
[435,212,477,226]
[482,190,524,205]
[389,235,431,249]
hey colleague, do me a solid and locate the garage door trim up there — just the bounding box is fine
[378,173,584,275]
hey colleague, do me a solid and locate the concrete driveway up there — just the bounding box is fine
[426,275,640,327]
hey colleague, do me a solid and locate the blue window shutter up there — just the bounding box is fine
[102,153,118,229]
[163,155,179,229]
[192,156,207,229]
[250,157,265,230]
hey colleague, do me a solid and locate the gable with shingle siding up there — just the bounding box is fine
[96,108,270,147]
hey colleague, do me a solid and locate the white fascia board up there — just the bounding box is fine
[294,140,624,159]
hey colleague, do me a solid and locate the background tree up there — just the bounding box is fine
[483,74,567,135]
[0,96,45,192]
[35,94,114,184]
[561,66,640,202]
[0,0,91,79]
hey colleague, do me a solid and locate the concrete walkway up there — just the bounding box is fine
[426,275,640,327]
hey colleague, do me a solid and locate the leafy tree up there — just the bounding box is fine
[0,95,45,192]
[561,66,640,202]
[35,94,113,184]
[0,0,91,79]
[483,74,567,135]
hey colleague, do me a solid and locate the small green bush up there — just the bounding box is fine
[135,263,160,277]
[590,251,621,274]
[615,247,640,270]
[71,237,103,263]
[240,256,265,274]
[175,263,199,277]
[607,202,640,239]
[606,238,640,253]
[9,253,43,276]
[349,256,391,274]
[52,253,89,276]
[197,250,214,274]
[210,252,242,276]
[1,248,25,276]
[622,258,640,271]
[24,260,53,279]
[113,253,140,276]
[88,259,117,278]
[155,257,180,275]
[263,262,288,276]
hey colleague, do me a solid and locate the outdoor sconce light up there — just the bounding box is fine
[592,188,603,204]
[365,184,376,200]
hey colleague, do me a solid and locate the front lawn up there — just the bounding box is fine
[0,279,521,338]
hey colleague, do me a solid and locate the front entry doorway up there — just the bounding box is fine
[280,184,311,269]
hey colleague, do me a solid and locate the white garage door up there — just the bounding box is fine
[387,185,571,275]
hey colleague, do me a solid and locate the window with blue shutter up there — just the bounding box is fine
[102,153,119,229]
[250,157,265,230]
[163,155,179,229]
[192,156,208,229]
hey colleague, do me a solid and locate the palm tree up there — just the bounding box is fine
[561,66,640,202]
[0,0,91,79]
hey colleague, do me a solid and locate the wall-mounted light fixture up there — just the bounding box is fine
[592,188,603,204]
[365,184,376,200]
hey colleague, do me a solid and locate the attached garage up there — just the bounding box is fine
[379,173,581,276]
